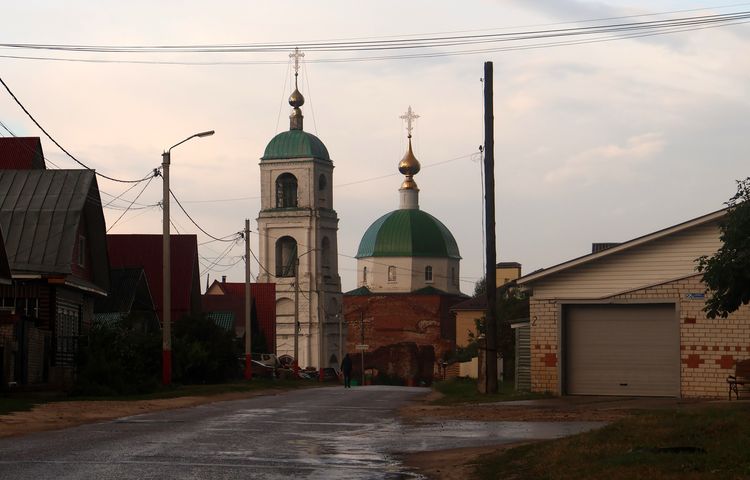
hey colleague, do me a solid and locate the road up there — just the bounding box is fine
[0,386,603,479]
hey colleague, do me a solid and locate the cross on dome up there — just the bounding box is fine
[290,47,305,76]
[399,106,419,138]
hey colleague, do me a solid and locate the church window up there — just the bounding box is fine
[275,236,297,277]
[318,174,327,191]
[321,237,331,267]
[362,266,368,284]
[451,267,457,286]
[275,173,298,208]
[425,265,433,283]
[388,266,397,282]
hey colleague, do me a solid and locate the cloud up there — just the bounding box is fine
[542,132,665,186]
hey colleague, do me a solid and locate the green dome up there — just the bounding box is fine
[356,209,461,259]
[262,130,330,161]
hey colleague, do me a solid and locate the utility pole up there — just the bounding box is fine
[293,257,300,373]
[161,150,171,386]
[483,61,499,394]
[244,219,252,380]
[360,311,365,386]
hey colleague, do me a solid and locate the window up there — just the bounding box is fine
[425,265,433,283]
[275,236,297,277]
[451,267,457,286]
[275,173,298,208]
[321,237,331,268]
[362,266,368,284]
[388,266,397,282]
[318,174,327,191]
[78,235,86,267]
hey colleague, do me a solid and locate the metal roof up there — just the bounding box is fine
[261,130,330,162]
[0,137,46,170]
[206,311,235,331]
[356,209,461,259]
[0,227,10,285]
[0,169,109,290]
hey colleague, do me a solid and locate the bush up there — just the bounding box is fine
[172,314,241,384]
[74,317,161,396]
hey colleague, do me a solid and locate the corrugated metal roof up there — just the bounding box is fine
[202,281,276,346]
[0,227,10,284]
[107,234,200,323]
[261,130,330,162]
[0,170,107,283]
[0,137,46,170]
[207,311,235,331]
[356,209,461,259]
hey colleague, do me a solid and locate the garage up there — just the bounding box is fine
[563,303,679,397]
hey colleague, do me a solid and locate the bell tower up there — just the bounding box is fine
[257,49,343,369]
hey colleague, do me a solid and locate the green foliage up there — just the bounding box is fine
[697,177,750,318]
[432,377,545,405]
[473,276,487,297]
[74,316,161,396]
[172,314,241,384]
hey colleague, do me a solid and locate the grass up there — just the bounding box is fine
[473,403,750,480]
[431,377,550,405]
[0,378,318,415]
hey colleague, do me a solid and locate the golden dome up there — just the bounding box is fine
[398,137,421,177]
[289,88,305,108]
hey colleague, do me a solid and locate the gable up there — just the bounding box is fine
[526,219,722,299]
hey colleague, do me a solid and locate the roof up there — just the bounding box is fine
[261,130,331,162]
[450,296,488,312]
[496,262,521,269]
[107,234,200,322]
[0,228,10,285]
[95,267,155,315]
[206,311,234,331]
[0,137,46,170]
[518,208,727,286]
[202,281,276,342]
[356,209,461,259]
[0,169,109,291]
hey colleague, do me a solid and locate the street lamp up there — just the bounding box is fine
[161,130,214,386]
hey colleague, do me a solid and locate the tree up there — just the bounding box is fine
[697,177,750,318]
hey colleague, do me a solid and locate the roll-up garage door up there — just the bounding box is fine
[564,303,679,397]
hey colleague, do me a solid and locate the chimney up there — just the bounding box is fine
[222,275,227,284]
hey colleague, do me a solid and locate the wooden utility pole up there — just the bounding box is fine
[483,61,498,394]
[244,219,253,380]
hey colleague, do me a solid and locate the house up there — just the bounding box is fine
[0,169,109,386]
[107,234,201,325]
[202,278,277,352]
[94,267,158,331]
[0,137,46,170]
[517,208,750,398]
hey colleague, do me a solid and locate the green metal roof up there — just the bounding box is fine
[207,311,235,331]
[356,209,461,259]
[261,130,330,162]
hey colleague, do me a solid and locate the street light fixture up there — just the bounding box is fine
[161,130,214,386]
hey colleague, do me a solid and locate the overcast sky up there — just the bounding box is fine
[1,1,748,294]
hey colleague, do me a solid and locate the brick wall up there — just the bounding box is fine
[530,275,750,398]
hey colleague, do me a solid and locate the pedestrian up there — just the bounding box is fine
[341,353,353,388]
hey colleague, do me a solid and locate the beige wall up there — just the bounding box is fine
[455,309,482,348]
[357,256,461,294]
[529,275,750,398]
[496,265,521,287]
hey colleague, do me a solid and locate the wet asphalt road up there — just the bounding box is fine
[0,386,604,479]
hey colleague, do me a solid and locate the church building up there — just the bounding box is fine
[343,108,466,384]
[256,51,343,369]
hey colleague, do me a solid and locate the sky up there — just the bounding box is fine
[1,1,749,294]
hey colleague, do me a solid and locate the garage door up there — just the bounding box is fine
[564,303,679,397]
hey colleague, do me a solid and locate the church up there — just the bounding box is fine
[256,51,343,370]
[343,107,467,384]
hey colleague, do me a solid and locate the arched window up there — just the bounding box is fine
[275,173,298,208]
[388,266,397,282]
[362,266,368,284]
[275,236,297,277]
[425,265,433,282]
[318,173,327,191]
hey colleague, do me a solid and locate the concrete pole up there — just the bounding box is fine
[244,219,253,380]
[161,151,171,386]
[294,257,300,373]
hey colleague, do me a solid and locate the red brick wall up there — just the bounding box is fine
[343,293,463,379]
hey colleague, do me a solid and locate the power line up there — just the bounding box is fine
[106,174,156,232]
[0,75,155,184]
[168,187,240,243]
[1,11,748,65]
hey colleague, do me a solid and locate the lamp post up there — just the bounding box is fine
[161,130,214,386]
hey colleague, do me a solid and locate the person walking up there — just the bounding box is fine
[341,353,353,388]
